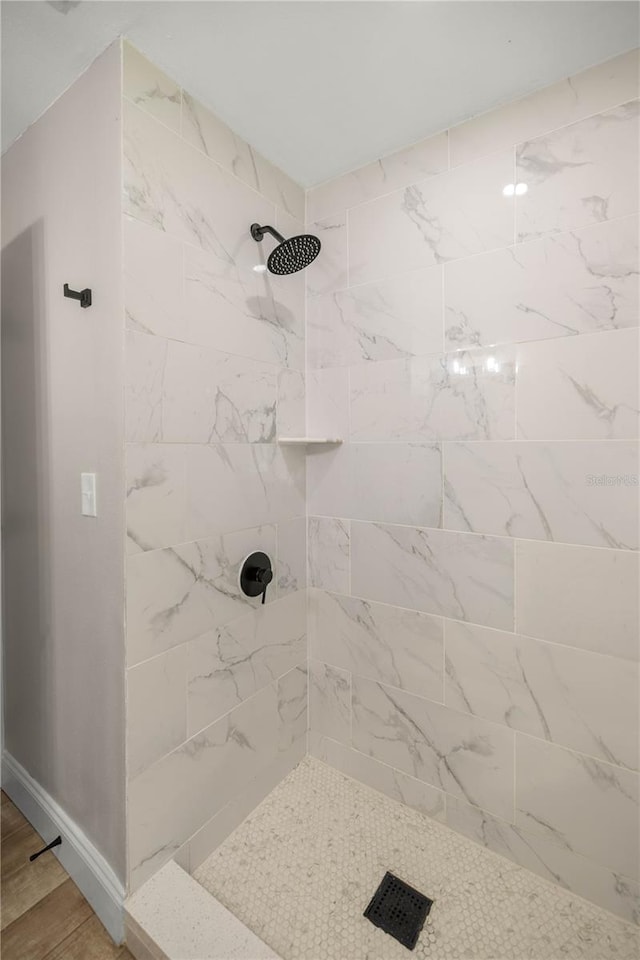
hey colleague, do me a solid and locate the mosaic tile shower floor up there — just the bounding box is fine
[194,757,638,960]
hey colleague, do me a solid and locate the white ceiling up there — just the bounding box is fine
[2,1,638,186]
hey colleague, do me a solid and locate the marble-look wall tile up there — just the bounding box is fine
[181,90,254,181]
[124,99,275,263]
[445,216,639,350]
[449,48,640,168]
[162,340,277,443]
[277,369,305,438]
[187,590,306,735]
[275,208,305,244]
[516,100,639,241]
[307,131,449,221]
[445,620,638,769]
[307,266,443,368]
[306,367,349,438]
[186,444,305,541]
[308,517,350,593]
[516,328,639,440]
[122,46,639,918]
[352,677,514,820]
[515,734,639,880]
[305,215,348,296]
[276,517,307,597]
[309,661,351,745]
[123,43,181,133]
[181,92,304,221]
[253,155,305,226]
[127,646,187,778]
[123,49,309,895]
[127,442,304,553]
[307,442,442,527]
[126,330,167,442]
[277,665,308,752]
[444,441,638,549]
[349,152,515,286]
[126,525,277,666]
[187,739,306,874]
[184,244,304,370]
[128,681,280,888]
[515,540,639,661]
[313,737,446,822]
[309,590,444,703]
[124,216,185,340]
[126,442,188,554]
[349,349,515,442]
[350,522,514,630]
[446,796,640,926]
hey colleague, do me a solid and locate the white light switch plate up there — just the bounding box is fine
[81,472,97,517]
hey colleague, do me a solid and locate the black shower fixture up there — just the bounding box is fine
[250,223,321,275]
[240,552,273,605]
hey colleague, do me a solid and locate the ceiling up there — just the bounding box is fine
[2,1,638,186]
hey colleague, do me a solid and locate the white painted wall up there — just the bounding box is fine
[1,41,126,881]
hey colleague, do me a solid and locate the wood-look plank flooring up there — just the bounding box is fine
[1,791,134,959]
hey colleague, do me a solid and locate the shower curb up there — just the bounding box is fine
[125,860,282,960]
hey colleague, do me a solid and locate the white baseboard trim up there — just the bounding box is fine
[2,750,125,943]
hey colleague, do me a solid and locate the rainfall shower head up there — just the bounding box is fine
[250,223,321,276]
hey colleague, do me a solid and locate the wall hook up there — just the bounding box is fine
[63,283,92,308]
[29,835,62,862]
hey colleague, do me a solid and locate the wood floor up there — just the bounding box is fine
[1,790,134,960]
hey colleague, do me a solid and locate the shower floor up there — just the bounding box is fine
[194,757,638,960]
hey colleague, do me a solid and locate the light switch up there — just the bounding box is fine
[81,472,97,517]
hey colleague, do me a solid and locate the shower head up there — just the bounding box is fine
[250,223,321,276]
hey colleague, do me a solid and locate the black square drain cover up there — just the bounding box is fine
[363,871,433,951]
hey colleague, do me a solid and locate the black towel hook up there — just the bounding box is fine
[63,283,92,308]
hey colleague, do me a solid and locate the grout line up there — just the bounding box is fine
[305,208,638,304]
[513,535,519,634]
[440,441,446,530]
[306,76,639,220]
[290,512,639,551]
[346,517,352,598]
[307,82,639,222]
[442,617,447,706]
[337,739,447,799]
[346,203,351,290]
[348,668,354,748]
[449,89,640,173]
[323,670,639,775]
[335,585,639,666]
[123,314,303,377]
[267,434,640,444]
[513,731,518,826]
[512,143,518,246]
[124,93,303,228]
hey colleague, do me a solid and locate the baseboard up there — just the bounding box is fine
[2,750,125,943]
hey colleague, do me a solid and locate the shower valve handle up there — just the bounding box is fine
[251,565,273,604]
[239,552,273,605]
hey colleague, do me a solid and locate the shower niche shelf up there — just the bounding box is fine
[277,437,343,446]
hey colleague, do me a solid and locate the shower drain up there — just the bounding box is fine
[363,871,433,950]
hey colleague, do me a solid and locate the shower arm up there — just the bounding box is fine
[250,223,286,244]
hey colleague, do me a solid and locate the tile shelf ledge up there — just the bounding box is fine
[277,437,343,446]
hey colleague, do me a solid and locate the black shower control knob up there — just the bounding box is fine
[239,551,274,604]
[252,567,273,586]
